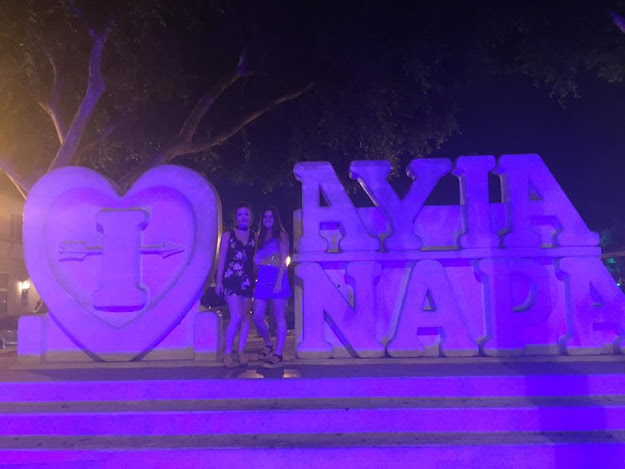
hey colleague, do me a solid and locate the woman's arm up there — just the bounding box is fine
[215,231,230,296]
[274,231,290,293]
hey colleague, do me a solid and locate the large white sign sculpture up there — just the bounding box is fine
[17,154,624,363]
[293,154,625,358]
[19,166,221,362]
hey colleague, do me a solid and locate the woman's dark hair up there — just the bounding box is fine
[231,201,253,228]
[257,206,286,248]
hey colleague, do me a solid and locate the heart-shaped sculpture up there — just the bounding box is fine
[24,165,220,361]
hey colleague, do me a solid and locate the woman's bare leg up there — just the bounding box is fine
[238,297,252,353]
[224,295,243,355]
[272,298,288,357]
[252,298,272,347]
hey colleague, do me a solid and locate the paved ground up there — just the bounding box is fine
[0,334,624,467]
[0,331,624,383]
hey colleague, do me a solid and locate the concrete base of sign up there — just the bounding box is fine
[482,344,563,357]
[17,305,223,364]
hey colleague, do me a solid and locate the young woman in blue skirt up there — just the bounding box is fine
[252,206,291,368]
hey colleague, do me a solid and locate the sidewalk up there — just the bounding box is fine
[0,332,624,384]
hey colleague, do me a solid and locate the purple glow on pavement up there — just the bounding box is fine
[0,374,624,402]
[1,406,625,436]
[3,445,624,469]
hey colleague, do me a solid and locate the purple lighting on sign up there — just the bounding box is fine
[293,154,625,359]
[15,154,625,363]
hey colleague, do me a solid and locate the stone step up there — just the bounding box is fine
[3,431,625,449]
[0,395,624,413]
[2,404,625,436]
[1,373,624,402]
[0,360,623,466]
[0,434,624,468]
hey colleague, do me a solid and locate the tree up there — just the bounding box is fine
[0,0,313,195]
[2,0,625,196]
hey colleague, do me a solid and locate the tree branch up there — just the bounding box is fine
[5,173,28,199]
[139,82,313,177]
[611,11,625,34]
[176,50,250,146]
[47,27,111,172]
[77,117,124,157]
[191,82,315,152]
[177,74,240,145]
[137,50,250,170]
[150,82,314,169]
[0,159,34,199]
[120,56,311,190]
[38,54,67,144]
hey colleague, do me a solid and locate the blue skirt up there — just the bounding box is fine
[254,265,291,300]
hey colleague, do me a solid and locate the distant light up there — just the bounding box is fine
[19,280,31,291]
[618,282,622,287]
[286,256,291,267]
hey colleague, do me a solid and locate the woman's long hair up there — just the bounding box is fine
[257,206,286,248]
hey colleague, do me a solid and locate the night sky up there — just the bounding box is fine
[432,73,625,232]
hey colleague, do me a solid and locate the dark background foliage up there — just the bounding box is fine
[1,0,625,252]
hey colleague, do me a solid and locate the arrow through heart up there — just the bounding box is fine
[59,241,185,261]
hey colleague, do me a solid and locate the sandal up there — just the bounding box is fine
[258,344,274,360]
[223,354,237,368]
[262,354,283,369]
[238,351,249,367]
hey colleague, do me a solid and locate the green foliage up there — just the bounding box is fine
[600,217,625,289]
[477,0,625,103]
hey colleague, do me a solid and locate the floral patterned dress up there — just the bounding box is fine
[222,229,256,298]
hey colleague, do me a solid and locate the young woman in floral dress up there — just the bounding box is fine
[215,202,256,368]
